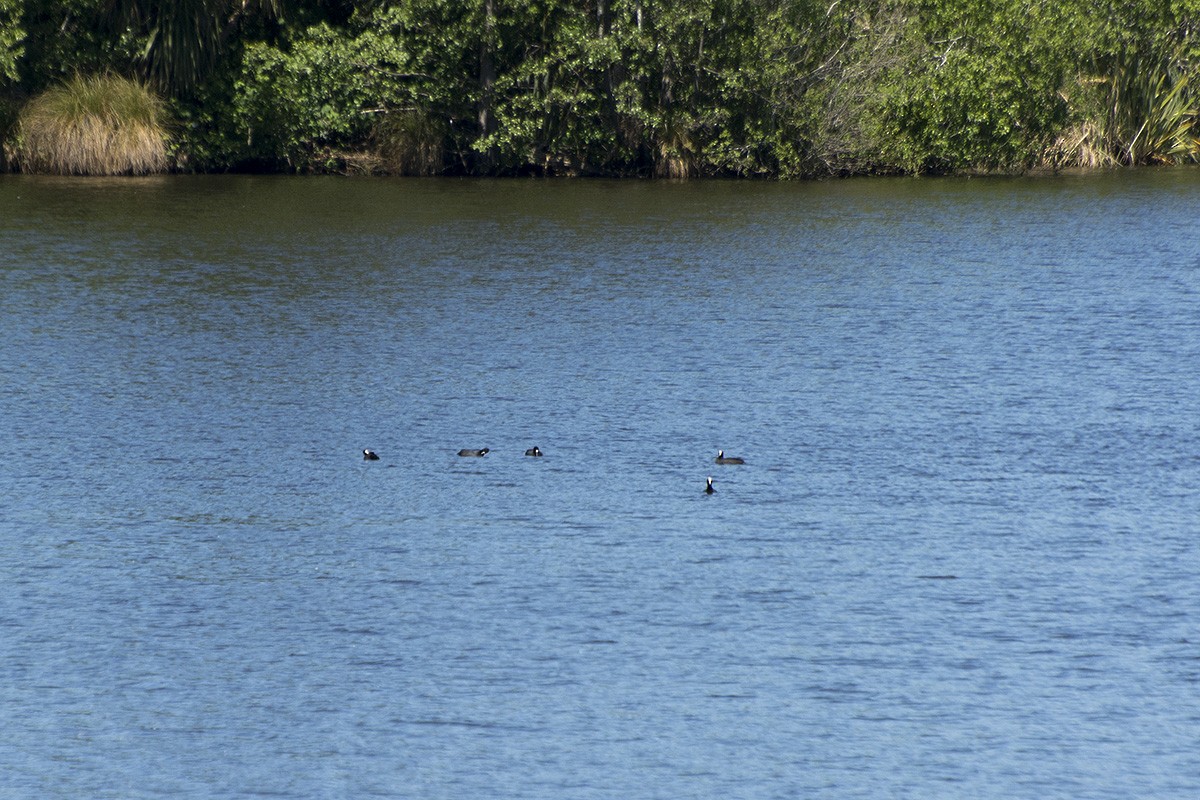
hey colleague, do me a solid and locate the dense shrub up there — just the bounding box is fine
[0,0,1197,175]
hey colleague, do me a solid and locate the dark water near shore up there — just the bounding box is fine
[2,171,1200,798]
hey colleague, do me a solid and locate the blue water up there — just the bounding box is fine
[2,171,1200,798]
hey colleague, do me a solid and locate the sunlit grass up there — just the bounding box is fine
[13,74,169,175]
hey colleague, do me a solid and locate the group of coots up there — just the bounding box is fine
[362,446,538,460]
[362,446,745,492]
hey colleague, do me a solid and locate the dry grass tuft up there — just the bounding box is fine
[655,128,697,179]
[13,74,169,175]
[1043,120,1122,169]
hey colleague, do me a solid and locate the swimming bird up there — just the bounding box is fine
[705,476,715,494]
[457,447,490,457]
[714,450,745,465]
[363,449,380,460]
[525,446,543,457]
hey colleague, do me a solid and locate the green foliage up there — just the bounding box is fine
[16,0,133,93]
[234,28,359,169]
[476,2,624,174]
[873,0,1069,173]
[111,0,284,95]
[11,73,169,174]
[469,0,836,177]
[0,0,21,85]
[882,49,1065,173]
[178,9,411,171]
[2,0,1199,175]
[377,0,496,170]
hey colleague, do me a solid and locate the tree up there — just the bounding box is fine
[111,0,284,95]
[868,0,1070,173]
[0,0,21,85]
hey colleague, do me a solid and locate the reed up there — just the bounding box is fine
[654,126,697,179]
[375,109,445,176]
[1044,120,1122,169]
[1053,46,1200,168]
[13,74,169,175]
[1111,57,1200,165]
[0,94,18,171]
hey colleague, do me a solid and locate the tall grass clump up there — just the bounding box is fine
[13,74,169,175]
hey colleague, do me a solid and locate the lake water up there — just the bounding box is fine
[2,170,1200,799]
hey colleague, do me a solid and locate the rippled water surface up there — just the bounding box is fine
[3,171,1200,798]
